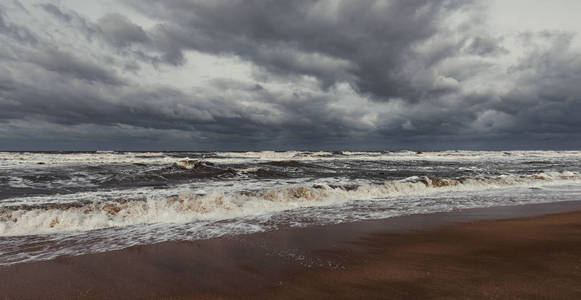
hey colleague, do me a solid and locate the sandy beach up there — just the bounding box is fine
[1,201,580,299]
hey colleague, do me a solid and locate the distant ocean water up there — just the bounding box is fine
[1,150,581,265]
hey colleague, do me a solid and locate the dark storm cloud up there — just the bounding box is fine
[489,32,581,134]
[128,0,474,100]
[1,0,581,150]
[37,3,181,66]
[1,0,388,142]
[97,13,150,47]
[32,48,123,85]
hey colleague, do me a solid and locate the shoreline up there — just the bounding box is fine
[2,201,581,298]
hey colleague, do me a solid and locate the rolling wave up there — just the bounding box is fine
[1,171,578,237]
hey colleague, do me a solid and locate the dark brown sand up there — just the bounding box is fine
[2,201,581,299]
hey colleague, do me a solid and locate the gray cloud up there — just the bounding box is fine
[31,48,123,85]
[0,8,38,45]
[127,0,474,100]
[465,36,508,57]
[97,13,150,47]
[38,3,100,41]
[0,0,581,150]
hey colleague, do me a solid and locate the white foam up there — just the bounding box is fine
[0,152,171,169]
[211,150,581,164]
[3,150,581,171]
[1,171,579,237]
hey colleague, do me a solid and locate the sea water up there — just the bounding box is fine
[1,150,581,265]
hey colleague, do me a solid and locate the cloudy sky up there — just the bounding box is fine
[1,0,581,150]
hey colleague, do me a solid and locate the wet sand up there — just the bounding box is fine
[2,201,581,299]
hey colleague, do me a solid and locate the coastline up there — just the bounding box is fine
[2,201,581,299]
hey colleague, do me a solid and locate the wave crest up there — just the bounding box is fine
[0,171,579,236]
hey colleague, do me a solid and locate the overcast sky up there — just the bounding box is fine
[1,0,581,150]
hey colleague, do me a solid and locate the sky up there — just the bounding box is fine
[1,0,581,151]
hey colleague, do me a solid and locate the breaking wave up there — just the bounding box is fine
[1,171,579,237]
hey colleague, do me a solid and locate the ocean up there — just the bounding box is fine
[1,150,581,265]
